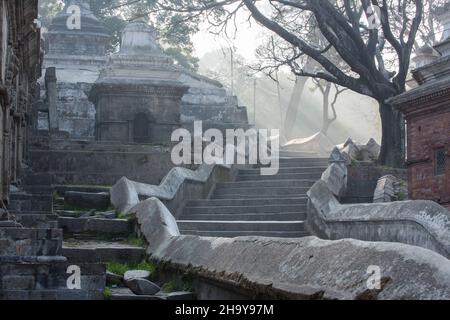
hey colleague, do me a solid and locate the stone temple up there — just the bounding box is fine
[39,0,109,137]
[39,1,248,141]
[30,1,249,186]
[90,19,188,144]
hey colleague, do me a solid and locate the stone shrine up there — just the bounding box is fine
[90,19,188,144]
[39,0,109,138]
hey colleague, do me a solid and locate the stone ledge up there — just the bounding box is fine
[150,235,450,300]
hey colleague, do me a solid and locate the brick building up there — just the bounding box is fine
[0,0,42,205]
[391,4,450,210]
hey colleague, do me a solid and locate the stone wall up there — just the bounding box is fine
[28,140,179,186]
[0,0,41,204]
[343,163,407,203]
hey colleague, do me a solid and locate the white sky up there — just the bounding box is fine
[192,6,269,61]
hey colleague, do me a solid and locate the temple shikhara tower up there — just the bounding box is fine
[391,3,450,209]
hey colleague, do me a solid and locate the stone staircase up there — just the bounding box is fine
[177,156,329,238]
[0,190,105,300]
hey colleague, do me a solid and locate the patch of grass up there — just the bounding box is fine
[103,287,112,300]
[106,261,157,277]
[125,236,146,247]
[117,212,135,220]
[161,280,177,293]
[397,191,407,201]
[63,203,85,212]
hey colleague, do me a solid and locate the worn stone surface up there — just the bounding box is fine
[283,132,334,157]
[106,271,123,286]
[123,270,151,282]
[321,163,347,198]
[151,235,450,299]
[373,175,408,203]
[58,217,132,235]
[125,278,161,296]
[129,198,180,252]
[65,191,110,210]
[160,291,197,300]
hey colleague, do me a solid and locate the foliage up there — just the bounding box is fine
[103,286,113,299]
[125,236,147,247]
[161,280,177,292]
[106,261,157,276]
[152,0,446,167]
[38,0,200,70]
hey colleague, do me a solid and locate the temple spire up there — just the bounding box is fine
[120,18,161,54]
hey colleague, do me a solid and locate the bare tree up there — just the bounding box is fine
[154,0,435,167]
[310,79,347,135]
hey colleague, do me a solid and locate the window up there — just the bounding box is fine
[435,148,446,176]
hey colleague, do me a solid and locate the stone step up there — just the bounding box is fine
[179,212,306,221]
[0,257,105,297]
[8,193,53,212]
[58,217,133,238]
[263,158,329,168]
[62,241,145,264]
[9,210,54,215]
[54,185,111,197]
[23,185,54,195]
[212,186,309,197]
[14,214,59,228]
[278,149,317,158]
[0,289,104,300]
[110,287,196,300]
[177,220,305,232]
[186,197,307,207]
[110,287,165,300]
[238,166,327,175]
[0,228,62,256]
[64,191,111,210]
[183,204,306,215]
[216,179,316,189]
[236,173,322,181]
[279,151,318,158]
[212,193,309,199]
[179,230,310,238]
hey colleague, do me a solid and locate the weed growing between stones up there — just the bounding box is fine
[106,261,157,277]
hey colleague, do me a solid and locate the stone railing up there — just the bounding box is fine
[126,197,450,300]
[116,146,450,299]
[306,147,450,259]
[111,162,235,215]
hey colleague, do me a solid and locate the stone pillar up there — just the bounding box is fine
[45,67,58,131]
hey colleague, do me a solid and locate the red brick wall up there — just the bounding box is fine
[407,109,450,207]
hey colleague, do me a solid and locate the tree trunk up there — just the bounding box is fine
[378,101,405,168]
[284,76,308,140]
[321,83,331,135]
